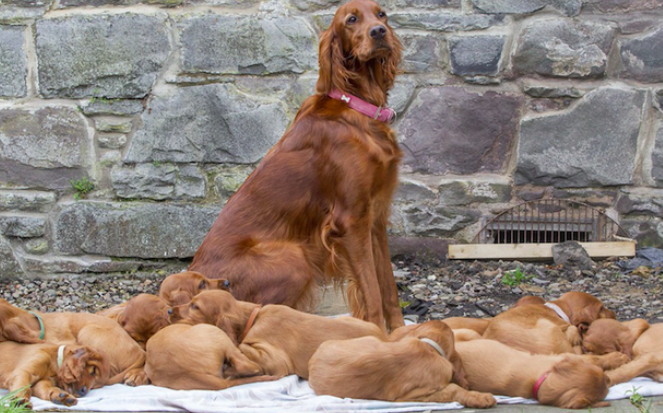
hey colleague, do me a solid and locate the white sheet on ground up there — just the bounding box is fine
[3,375,662,412]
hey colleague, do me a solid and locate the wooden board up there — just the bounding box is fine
[448,242,636,260]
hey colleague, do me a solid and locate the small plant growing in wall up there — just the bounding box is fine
[70,177,94,201]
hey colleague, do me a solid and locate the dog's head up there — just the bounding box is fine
[582,318,638,358]
[555,291,615,333]
[316,0,402,99]
[537,357,610,409]
[56,345,110,398]
[117,294,171,349]
[159,271,230,307]
[171,290,248,345]
[389,320,469,389]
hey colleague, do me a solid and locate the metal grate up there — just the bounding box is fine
[474,200,629,244]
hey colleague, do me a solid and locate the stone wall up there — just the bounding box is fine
[1,0,662,277]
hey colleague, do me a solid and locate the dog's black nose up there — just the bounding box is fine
[370,25,386,39]
[77,387,87,397]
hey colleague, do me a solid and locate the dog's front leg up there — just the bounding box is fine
[372,221,404,331]
[341,220,386,330]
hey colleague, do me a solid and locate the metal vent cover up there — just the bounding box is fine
[474,200,629,245]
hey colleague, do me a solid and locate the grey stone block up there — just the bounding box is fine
[515,87,644,188]
[124,84,288,164]
[400,33,444,73]
[653,123,663,186]
[399,87,523,175]
[0,107,91,190]
[97,134,128,150]
[471,0,581,16]
[111,164,206,200]
[583,0,663,13]
[390,12,504,31]
[53,201,221,258]
[178,14,316,75]
[449,35,504,77]
[0,191,57,212]
[95,119,133,134]
[438,179,512,206]
[36,14,170,98]
[0,25,26,97]
[81,99,144,116]
[620,27,663,83]
[0,214,46,237]
[513,19,616,78]
[402,204,481,237]
[390,0,460,9]
[0,236,22,280]
[616,188,663,216]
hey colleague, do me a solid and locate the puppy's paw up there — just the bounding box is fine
[602,352,631,369]
[52,391,78,406]
[464,391,497,409]
[123,369,150,386]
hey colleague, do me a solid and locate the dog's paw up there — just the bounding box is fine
[52,391,78,406]
[464,391,497,409]
[123,369,150,386]
[602,351,631,369]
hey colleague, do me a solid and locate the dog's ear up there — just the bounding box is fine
[3,319,42,344]
[316,28,351,95]
[215,315,239,345]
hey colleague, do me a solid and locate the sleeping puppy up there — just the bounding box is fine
[145,324,277,390]
[0,342,109,407]
[582,318,663,385]
[98,294,170,349]
[483,291,615,354]
[389,320,469,388]
[159,271,230,306]
[308,321,495,408]
[456,339,628,409]
[171,290,386,379]
[7,307,147,386]
[0,299,42,344]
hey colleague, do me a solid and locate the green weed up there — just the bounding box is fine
[627,386,653,413]
[0,386,32,413]
[70,177,94,201]
[501,267,533,287]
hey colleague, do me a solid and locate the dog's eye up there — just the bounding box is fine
[190,303,198,311]
[88,366,97,377]
[377,11,386,18]
[347,15,357,24]
[199,281,206,290]
[223,280,230,288]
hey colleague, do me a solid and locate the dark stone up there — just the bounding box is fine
[552,241,594,270]
[399,87,523,175]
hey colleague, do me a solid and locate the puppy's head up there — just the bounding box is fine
[537,357,610,409]
[159,271,230,306]
[117,294,171,349]
[389,320,468,389]
[173,290,246,345]
[556,292,615,332]
[56,345,110,398]
[581,318,633,358]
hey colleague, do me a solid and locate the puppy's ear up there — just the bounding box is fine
[215,316,239,346]
[3,319,42,344]
[169,290,193,307]
[448,351,469,389]
[380,32,402,93]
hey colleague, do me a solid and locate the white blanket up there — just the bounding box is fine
[4,375,661,412]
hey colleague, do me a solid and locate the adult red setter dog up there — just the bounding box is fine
[189,0,404,331]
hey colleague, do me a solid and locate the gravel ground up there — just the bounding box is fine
[2,252,662,323]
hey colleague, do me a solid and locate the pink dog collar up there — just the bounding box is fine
[328,89,396,123]
[532,371,550,400]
